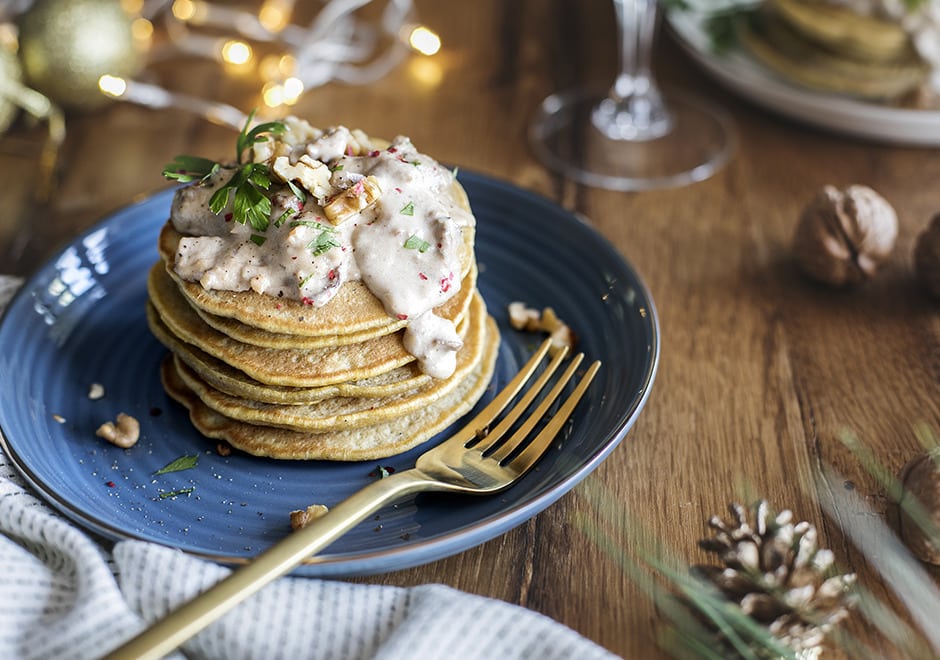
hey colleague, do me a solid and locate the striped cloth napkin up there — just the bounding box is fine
[0,275,617,660]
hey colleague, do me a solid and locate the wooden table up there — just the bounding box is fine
[1,1,938,657]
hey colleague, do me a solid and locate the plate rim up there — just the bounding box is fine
[0,170,661,576]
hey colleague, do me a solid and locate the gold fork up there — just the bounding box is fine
[104,339,601,660]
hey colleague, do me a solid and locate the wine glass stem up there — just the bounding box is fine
[592,0,672,141]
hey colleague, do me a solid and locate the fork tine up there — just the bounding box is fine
[494,358,601,472]
[487,352,583,462]
[470,345,569,454]
[441,337,554,449]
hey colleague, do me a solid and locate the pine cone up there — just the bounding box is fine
[689,501,857,658]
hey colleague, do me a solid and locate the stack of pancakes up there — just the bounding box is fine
[737,0,930,101]
[147,183,498,462]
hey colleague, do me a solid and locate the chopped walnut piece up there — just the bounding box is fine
[88,383,105,400]
[290,504,330,530]
[216,442,232,457]
[507,302,577,356]
[271,154,332,200]
[548,324,575,355]
[250,116,322,162]
[508,301,541,331]
[348,128,374,155]
[323,175,382,225]
[96,413,140,449]
[250,137,290,164]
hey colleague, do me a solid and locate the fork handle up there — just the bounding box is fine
[103,468,432,660]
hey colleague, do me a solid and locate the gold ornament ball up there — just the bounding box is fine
[0,46,22,132]
[17,0,142,110]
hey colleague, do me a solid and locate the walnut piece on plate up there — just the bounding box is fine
[290,504,330,530]
[507,302,576,356]
[96,412,140,448]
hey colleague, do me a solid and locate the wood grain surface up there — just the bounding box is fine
[1,1,938,657]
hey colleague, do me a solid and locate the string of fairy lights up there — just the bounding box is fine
[1,0,441,128]
[0,0,442,197]
[111,0,441,126]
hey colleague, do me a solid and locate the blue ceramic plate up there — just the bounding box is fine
[0,171,659,577]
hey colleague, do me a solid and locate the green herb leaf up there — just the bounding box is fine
[208,186,230,215]
[250,234,266,246]
[159,487,195,499]
[291,219,340,256]
[373,465,391,479]
[274,208,296,227]
[400,201,415,216]
[286,180,307,204]
[162,155,220,183]
[403,234,430,253]
[290,219,329,229]
[307,228,340,256]
[234,180,272,232]
[247,162,273,189]
[235,109,286,164]
[153,454,199,475]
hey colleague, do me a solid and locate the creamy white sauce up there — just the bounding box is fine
[403,311,464,379]
[170,122,474,378]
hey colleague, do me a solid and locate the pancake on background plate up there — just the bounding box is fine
[735,0,933,102]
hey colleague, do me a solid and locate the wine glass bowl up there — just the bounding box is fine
[530,0,733,192]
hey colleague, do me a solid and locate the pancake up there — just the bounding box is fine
[160,315,500,460]
[739,4,928,100]
[169,292,488,432]
[770,0,910,62]
[190,261,477,349]
[147,302,433,404]
[148,261,475,387]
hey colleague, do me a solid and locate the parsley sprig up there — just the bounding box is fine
[162,110,288,232]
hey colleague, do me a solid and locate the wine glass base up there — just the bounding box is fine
[530,88,734,192]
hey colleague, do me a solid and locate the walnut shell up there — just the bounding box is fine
[914,213,940,299]
[897,447,940,565]
[793,184,898,286]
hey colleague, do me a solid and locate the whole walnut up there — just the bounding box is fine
[897,447,940,565]
[793,184,898,286]
[914,213,940,299]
